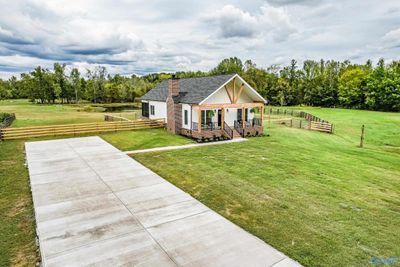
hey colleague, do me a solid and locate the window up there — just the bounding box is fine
[201,110,212,125]
[184,110,188,125]
[150,105,155,115]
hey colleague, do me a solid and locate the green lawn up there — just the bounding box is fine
[101,129,194,151]
[133,108,400,267]
[266,106,400,151]
[0,99,111,127]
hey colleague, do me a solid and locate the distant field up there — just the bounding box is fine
[0,99,141,127]
[278,106,400,150]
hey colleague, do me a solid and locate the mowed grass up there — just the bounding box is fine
[267,106,400,151]
[133,108,400,267]
[0,140,38,267]
[101,129,194,151]
[0,99,105,127]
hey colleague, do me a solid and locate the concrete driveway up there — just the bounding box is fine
[25,136,301,266]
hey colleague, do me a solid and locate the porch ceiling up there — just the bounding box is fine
[192,102,264,109]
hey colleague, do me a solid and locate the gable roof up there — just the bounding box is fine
[141,74,236,104]
[141,73,267,104]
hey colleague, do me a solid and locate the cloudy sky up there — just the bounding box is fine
[0,0,399,78]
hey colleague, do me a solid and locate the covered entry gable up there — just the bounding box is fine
[200,74,267,105]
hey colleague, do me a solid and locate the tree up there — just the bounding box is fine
[338,67,368,108]
[210,57,244,75]
[365,61,400,111]
[54,63,72,103]
[70,68,81,103]
[0,79,11,99]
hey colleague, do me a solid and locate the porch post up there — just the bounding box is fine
[198,108,202,133]
[241,107,245,128]
[260,106,264,126]
[221,108,225,130]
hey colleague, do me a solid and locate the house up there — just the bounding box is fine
[141,73,267,140]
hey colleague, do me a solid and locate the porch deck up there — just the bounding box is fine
[183,118,263,140]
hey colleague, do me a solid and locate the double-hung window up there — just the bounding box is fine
[184,110,188,125]
[150,105,155,115]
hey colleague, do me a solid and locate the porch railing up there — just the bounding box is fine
[223,122,233,139]
[246,118,261,127]
[192,122,221,131]
[234,120,244,137]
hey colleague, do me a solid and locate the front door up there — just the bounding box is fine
[218,109,222,127]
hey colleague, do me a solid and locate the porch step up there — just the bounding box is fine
[232,129,242,139]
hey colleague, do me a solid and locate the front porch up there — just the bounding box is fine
[182,103,265,140]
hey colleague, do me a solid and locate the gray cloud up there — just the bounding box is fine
[0,0,399,79]
[266,0,321,6]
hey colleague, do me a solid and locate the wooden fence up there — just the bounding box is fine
[310,121,334,133]
[266,108,334,133]
[0,119,165,140]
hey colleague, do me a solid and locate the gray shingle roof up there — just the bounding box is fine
[141,74,236,104]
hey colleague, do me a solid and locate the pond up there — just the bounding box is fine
[102,105,139,112]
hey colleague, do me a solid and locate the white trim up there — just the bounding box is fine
[199,74,267,105]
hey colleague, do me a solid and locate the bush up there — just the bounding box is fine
[0,112,16,128]
[0,113,7,122]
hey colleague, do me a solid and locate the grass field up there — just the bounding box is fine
[267,106,400,151]
[0,99,105,127]
[0,101,399,267]
[133,108,400,267]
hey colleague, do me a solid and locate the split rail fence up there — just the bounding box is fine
[0,119,165,140]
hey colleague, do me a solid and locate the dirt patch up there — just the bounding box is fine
[6,198,28,217]
[10,246,38,267]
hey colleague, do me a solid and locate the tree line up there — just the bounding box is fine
[210,57,400,112]
[0,58,399,111]
[0,63,155,104]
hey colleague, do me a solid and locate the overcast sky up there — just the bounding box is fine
[0,0,399,78]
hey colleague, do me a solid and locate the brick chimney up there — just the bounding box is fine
[169,74,180,96]
[166,75,181,134]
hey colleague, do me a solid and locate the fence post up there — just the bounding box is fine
[290,119,293,127]
[360,125,365,148]
[299,120,302,128]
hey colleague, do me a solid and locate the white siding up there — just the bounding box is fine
[148,101,167,120]
[181,104,191,129]
[224,108,237,126]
